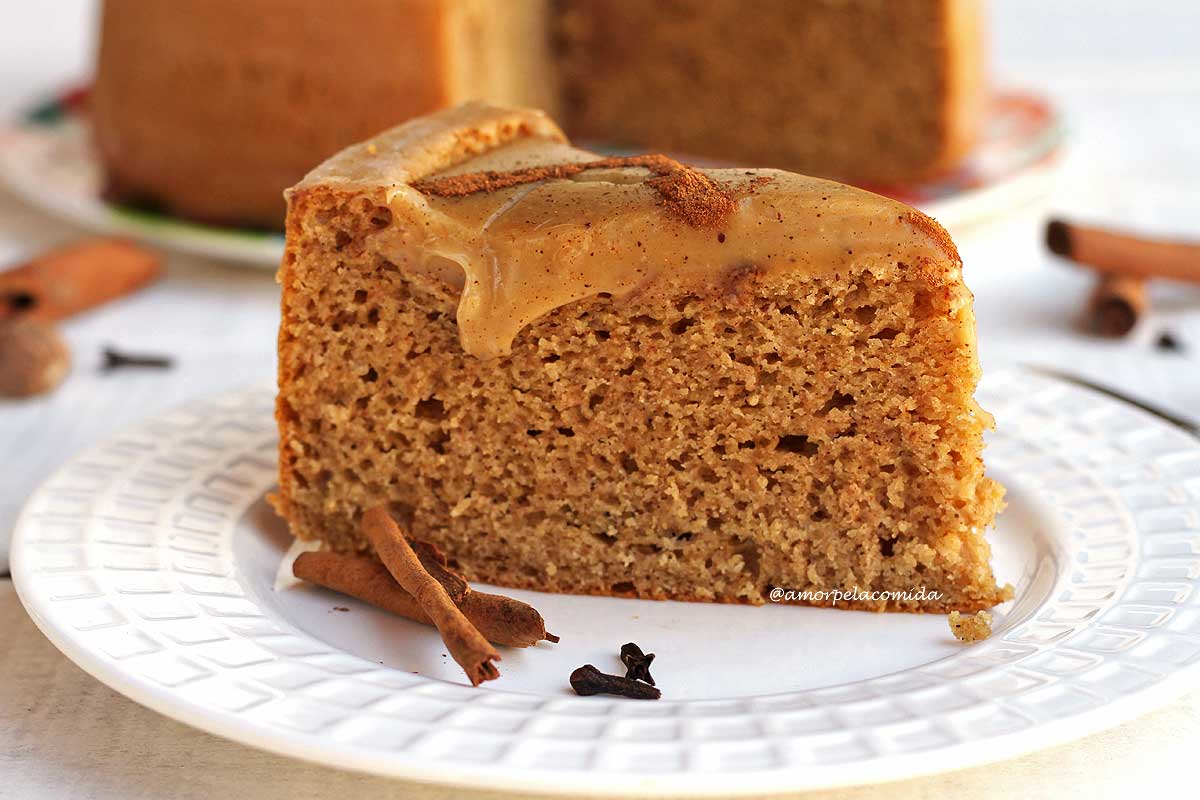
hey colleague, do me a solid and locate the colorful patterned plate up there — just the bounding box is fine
[11,367,1200,795]
[0,89,1063,268]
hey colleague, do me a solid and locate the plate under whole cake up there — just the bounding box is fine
[0,89,1063,268]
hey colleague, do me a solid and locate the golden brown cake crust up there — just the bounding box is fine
[93,1,984,226]
[557,0,985,184]
[291,104,566,193]
[274,103,1007,613]
[92,0,558,228]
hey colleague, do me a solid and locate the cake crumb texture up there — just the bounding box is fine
[558,0,983,184]
[949,610,994,642]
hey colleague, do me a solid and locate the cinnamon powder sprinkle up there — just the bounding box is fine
[412,155,736,228]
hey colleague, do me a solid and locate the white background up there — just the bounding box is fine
[1,2,1199,798]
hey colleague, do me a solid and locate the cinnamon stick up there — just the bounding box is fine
[409,539,470,603]
[409,538,559,644]
[0,238,162,322]
[293,550,557,647]
[361,507,500,685]
[1046,219,1200,284]
[1087,274,1147,337]
[461,591,560,646]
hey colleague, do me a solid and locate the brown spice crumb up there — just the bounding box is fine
[949,610,993,643]
[903,211,962,271]
[412,154,735,229]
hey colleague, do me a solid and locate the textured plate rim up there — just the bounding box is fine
[12,596,1198,797]
[11,367,1200,796]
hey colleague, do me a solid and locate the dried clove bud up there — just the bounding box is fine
[1156,330,1184,353]
[620,642,656,685]
[101,346,174,372]
[569,664,661,700]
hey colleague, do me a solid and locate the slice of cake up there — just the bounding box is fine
[557,0,984,184]
[274,103,1008,612]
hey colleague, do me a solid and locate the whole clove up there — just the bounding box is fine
[619,642,656,686]
[101,346,174,372]
[1156,330,1184,353]
[570,664,661,700]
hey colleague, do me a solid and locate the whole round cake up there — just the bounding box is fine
[90,0,558,228]
[91,0,983,230]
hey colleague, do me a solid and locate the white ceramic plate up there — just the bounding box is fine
[0,90,1063,268]
[12,368,1200,796]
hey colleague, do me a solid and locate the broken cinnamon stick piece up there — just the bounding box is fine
[406,540,559,645]
[292,551,557,647]
[459,591,559,647]
[0,238,162,322]
[409,539,470,604]
[1046,219,1200,284]
[1087,274,1146,337]
[361,506,500,685]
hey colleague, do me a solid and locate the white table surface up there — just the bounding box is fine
[2,1,1199,798]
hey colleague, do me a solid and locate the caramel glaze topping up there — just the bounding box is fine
[297,105,967,360]
[389,152,966,359]
[412,155,736,229]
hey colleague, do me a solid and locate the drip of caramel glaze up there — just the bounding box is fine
[293,104,966,361]
[412,154,735,229]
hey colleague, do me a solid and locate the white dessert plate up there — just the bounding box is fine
[12,367,1200,796]
[0,88,1063,268]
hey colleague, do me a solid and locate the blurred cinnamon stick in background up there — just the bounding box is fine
[1046,219,1200,337]
[1087,274,1147,337]
[1046,220,1200,283]
[0,238,162,322]
[0,238,162,397]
